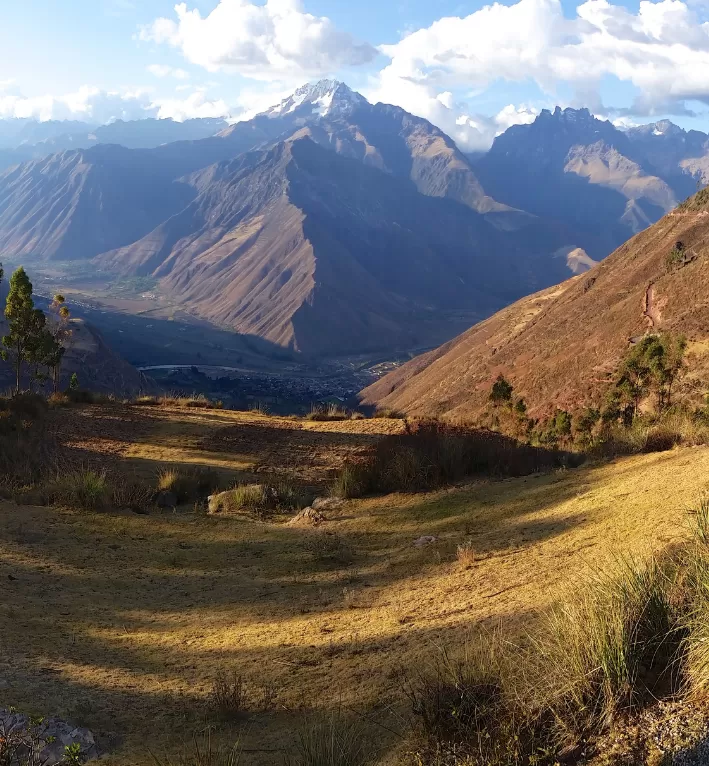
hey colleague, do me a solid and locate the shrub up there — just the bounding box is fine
[133,395,159,406]
[330,462,374,500]
[150,730,242,766]
[333,422,575,497]
[405,638,532,763]
[156,466,221,503]
[7,392,48,420]
[207,672,248,720]
[51,469,110,512]
[372,408,404,419]
[288,712,372,766]
[306,403,350,422]
[456,540,476,568]
[210,480,309,517]
[112,481,153,514]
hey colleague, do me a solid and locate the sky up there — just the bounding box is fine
[3,0,709,150]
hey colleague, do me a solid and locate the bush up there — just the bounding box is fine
[50,469,110,512]
[210,481,310,517]
[372,408,404,419]
[6,392,48,420]
[333,422,576,497]
[456,540,476,568]
[156,466,221,503]
[207,672,248,720]
[288,712,372,766]
[306,403,350,422]
[112,481,153,514]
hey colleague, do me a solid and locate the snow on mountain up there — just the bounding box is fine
[262,80,367,120]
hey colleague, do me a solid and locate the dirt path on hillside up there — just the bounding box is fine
[643,283,662,330]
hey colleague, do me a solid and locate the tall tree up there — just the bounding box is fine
[46,294,72,392]
[2,267,47,394]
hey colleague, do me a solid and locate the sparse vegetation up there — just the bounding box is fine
[156,466,221,503]
[306,403,350,422]
[49,469,110,512]
[288,711,373,766]
[333,421,576,498]
[209,480,310,517]
[150,731,242,766]
[207,672,248,720]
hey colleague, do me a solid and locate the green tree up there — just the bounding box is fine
[46,294,72,392]
[1,267,47,395]
[489,374,514,407]
[69,372,79,391]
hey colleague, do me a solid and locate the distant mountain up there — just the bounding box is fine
[0,117,229,169]
[474,107,709,258]
[0,81,584,356]
[360,186,709,419]
[98,136,571,355]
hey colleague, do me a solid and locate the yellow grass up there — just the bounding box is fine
[2,404,709,763]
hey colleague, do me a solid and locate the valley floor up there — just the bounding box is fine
[1,405,708,763]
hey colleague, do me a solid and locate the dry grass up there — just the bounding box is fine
[4,404,709,764]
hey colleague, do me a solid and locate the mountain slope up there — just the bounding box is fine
[474,108,709,258]
[0,147,196,259]
[98,136,572,355]
[361,188,709,418]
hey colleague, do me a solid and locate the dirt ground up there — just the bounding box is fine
[1,405,708,763]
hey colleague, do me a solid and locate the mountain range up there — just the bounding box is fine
[1,83,709,358]
[0,81,576,355]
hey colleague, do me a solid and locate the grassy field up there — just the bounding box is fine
[1,405,708,763]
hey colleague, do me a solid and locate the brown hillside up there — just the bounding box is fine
[361,189,709,419]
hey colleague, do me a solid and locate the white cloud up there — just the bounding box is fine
[147,64,190,80]
[0,84,233,123]
[155,90,231,121]
[370,0,709,146]
[138,0,377,80]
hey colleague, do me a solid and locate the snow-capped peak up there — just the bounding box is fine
[262,80,368,120]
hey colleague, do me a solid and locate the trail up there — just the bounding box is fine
[643,283,661,330]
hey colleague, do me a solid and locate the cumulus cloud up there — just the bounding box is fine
[147,64,190,80]
[0,82,232,123]
[370,0,709,146]
[138,0,377,80]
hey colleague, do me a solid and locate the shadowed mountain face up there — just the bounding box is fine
[360,187,709,419]
[474,107,709,259]
[98,137,573,355]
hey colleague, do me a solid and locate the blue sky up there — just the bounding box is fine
[2,0,709,149]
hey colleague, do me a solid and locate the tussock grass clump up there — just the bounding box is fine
[156,466,221,503]
[306,403,350,422]
[304,532,353,565]
[456,540,476,568]
[150,731,242,766]
[538,559,683,738]
[288,711,373,766]
[50,469,110,512]
[208,672,248,720]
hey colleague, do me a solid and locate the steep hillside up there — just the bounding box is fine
[0,147,196,259]
[475,108,709,258]
[99,137,571,355]
[361,188,709,418]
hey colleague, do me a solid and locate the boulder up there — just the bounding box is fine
[312,497,344,511]
[0,709,101,764]
[413,535,437,547]
[287,507,326,526]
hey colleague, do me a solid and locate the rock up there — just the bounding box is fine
[156,491,177,509]
[311,497,344,511]
[0,709,101,764]
[413,535,437,547]
[288,507,326,527]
